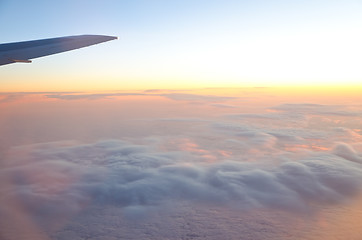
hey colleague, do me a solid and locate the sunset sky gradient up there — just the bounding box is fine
[1,0,362,91]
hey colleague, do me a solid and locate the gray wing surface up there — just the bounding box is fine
[0,35,117,66]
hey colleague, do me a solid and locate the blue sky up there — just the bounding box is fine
[1,0,362,90]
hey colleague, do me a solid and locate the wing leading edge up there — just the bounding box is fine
[0,35,117,66]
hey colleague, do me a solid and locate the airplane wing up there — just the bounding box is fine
[0,35,117,66]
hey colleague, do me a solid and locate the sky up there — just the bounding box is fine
[1,0,362,91]
[1,1,362,240]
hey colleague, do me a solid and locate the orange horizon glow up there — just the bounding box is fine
[1,83,362,92]
[2,86,362,107]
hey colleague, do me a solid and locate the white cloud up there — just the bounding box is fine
[2,139,362,232]
[1,93,362,239]
[333,143,362,163]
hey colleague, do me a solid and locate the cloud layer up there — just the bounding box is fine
[2,139,362,229]
[1,91,362,239]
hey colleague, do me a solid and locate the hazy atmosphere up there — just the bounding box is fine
[1,1,362,240]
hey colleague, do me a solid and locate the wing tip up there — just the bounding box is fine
[80,34,118,43]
